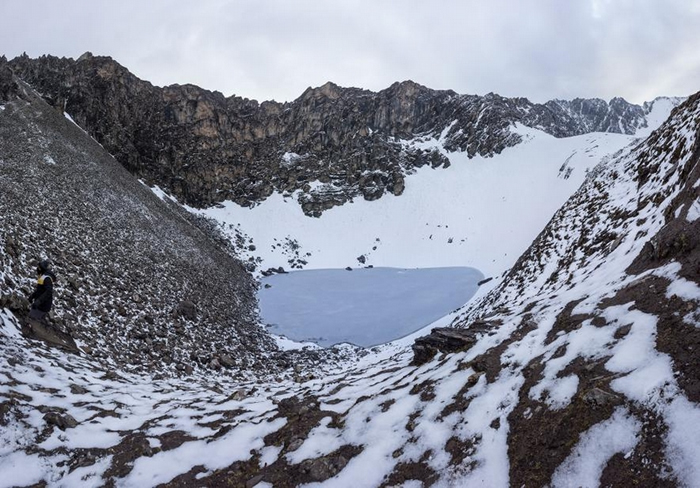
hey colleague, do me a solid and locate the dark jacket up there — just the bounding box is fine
[29,270,56,313]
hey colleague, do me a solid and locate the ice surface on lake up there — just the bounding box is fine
[258,267,484,347]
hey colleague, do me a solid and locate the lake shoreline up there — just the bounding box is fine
[258,266,484,347]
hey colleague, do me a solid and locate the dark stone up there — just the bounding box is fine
[44,411,78,430]
[0,292,29,312]
[412,326,487,366]
[614,323,633,339]
[245,475,264,488]
[69,384,89,395]
[582,388,620,408]
[219,354,236,368]
[176,300,197,320]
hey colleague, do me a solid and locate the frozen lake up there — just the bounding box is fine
[258,267,484,347]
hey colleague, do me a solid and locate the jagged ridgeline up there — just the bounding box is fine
[0,59,281,376]
[8,53,659,216]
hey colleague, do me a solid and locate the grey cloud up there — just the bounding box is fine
[1,0,699,104]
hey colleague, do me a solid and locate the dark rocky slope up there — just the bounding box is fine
[415,90,700,486]
[0,68,282,377]
[6,53,662,216]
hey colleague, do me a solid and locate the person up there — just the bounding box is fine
[28,260,56,323]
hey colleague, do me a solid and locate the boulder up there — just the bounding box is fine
[176,300,197,320]
[412,326,491,366]
[44,411,78,430]
[219,354,236,368]
[0,292,29,313]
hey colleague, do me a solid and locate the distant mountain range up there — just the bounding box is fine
[4,53,684,216]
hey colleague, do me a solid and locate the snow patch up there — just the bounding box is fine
[550,408,640,488]
[686,199,700,222]
[148,185,177,202]
[281,152,305,167]
[666,277,700,301]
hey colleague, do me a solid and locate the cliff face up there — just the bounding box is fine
[7,53,659,216]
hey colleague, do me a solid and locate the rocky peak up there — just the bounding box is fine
[313,81,344,99]
[0,56,18,101]
[76,50,94,62]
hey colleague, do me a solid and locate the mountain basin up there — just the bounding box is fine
[257,266,484,347]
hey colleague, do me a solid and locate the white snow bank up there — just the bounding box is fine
[197,126,637,278]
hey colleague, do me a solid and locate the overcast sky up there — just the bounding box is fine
[2,0,700,104]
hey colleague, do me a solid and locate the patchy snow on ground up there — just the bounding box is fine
[687,199,700,222]
[2,96,696,487]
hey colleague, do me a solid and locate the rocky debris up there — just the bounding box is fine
[582,387,620,407]
[0,292,29,313]
[176,300,197,320]
[0,73,281,376]
[69,384,89,395]
[299,449,354,482]
[261,266,287,277]
[218,353,236,368]
[103,433,154,479]
[7,54,668,217]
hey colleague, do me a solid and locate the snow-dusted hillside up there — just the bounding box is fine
[0,75,279,376]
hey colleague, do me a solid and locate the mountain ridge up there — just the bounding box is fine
[5,53,682,217]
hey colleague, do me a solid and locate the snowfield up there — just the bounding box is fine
[197,125,640,280]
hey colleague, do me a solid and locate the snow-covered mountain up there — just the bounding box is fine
[6,53,681,219]
[197,125,649,279]
[0,54,698,487]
